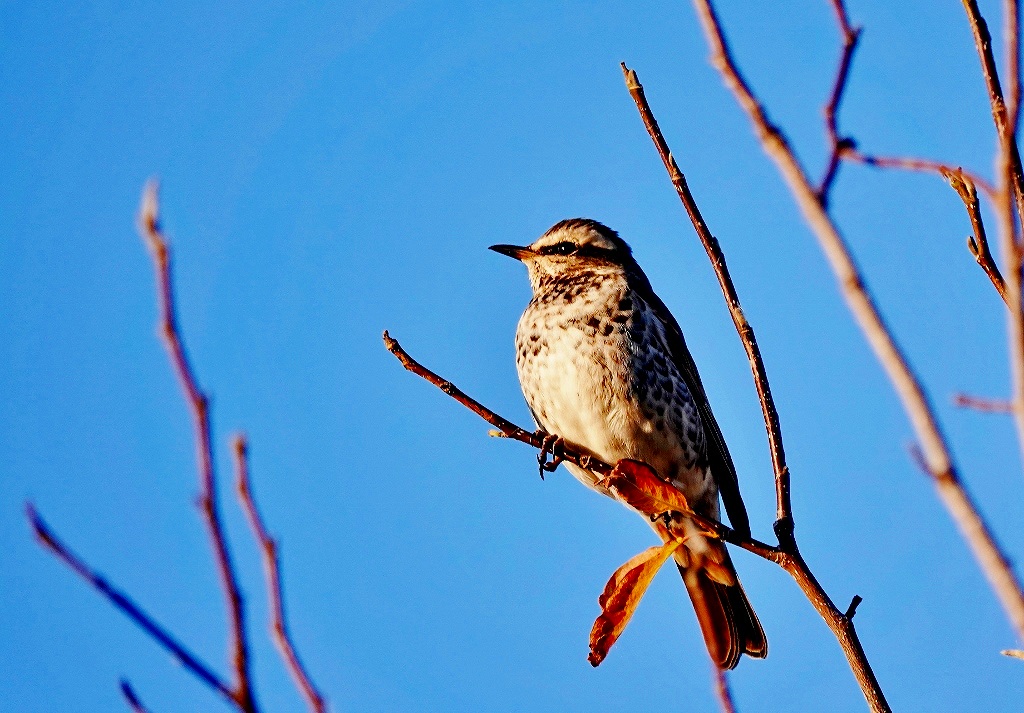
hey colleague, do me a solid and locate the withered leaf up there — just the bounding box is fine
[589,538,684,666]
[601,459,691,517]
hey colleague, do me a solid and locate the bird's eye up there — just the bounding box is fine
[549,242,576,255]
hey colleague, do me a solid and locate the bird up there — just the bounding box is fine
[490,218,766,670]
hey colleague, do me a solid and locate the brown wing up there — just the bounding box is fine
[628,268,751,537]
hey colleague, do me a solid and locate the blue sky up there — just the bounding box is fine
[3,0,1023,710]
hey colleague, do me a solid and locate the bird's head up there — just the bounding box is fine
[490,219,634,290]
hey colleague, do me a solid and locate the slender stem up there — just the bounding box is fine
[234,435,327,713]
[120,681,154,713]
[843,148,996,197]
[953,393,1016,413]
[620,55,881,709]
[137,182,257,713]
[620,63,792,542]
[382,332,781,561]
[689,0,1024,652]
[26,505,236,706]
[959,0,1024,224]
[944,168,1009,303]
[817,0,862,205]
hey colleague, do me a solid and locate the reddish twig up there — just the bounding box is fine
[960,0,1024,225]
[954,393,1016,413]
[120,680,153,713]
[842,148,997,197]
[382,332,781,562]
[944,168,1009,304]
[137,182,257,713]
[817,0,862,205]
[621,60,882,708]
[234,435,327,713]
[26,504,236,706]
[689,0,1024,705]
[621,63,791,542]
[993,0,1024,474]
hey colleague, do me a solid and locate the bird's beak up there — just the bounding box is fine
[489,244,535,261]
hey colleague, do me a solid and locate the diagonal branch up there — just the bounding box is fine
[234,435,327,713]
[384,332,884,705]
[620,60,884,711]
[136,182,257,713]
[621,63,792,543]
[943,167,1009,303]
[960,0,1024,226]
[689,0,1024,663]
[841,148,997,197]
[817,0,862,205]
[120,680,154,713]
[383,331,780,561]
[27,505,237,707]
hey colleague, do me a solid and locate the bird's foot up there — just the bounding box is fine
[536,432,565,479]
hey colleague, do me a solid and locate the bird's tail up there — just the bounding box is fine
[679,545,767,670]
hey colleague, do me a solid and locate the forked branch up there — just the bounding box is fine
[138,182,257,713]
[383,332,882,707]
[689,0,1024,655]
[234,435,327,713]
[620,59,884,712]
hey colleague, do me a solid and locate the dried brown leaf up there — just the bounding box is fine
[601,459,691,517]
[589,538,684,666]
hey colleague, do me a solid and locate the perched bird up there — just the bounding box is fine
[490,218,766,670]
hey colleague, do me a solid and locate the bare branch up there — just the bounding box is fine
[626,24,890,708]
[382,332,781,562]
[234,435,327,713]
[817,0,862,204]
[992,0,1024,476]
[944,168,1009,303]
[841,148,997,197]
[26,504,236,706]
[953,393,1015,413]
[621,63,792,543]
[136,182,257,712]
[120,680,153,713]
[689,0,1024,702]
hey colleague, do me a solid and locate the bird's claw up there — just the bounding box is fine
[537,432,565,479]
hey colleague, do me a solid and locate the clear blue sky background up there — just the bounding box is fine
[3,0,1023,710]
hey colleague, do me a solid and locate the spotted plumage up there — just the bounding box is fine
[491,218,766,670]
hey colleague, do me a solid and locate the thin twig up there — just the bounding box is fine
[382,332,782,562]
[136,182,257,713]
[621,63,792,543]
[384,333,894,703]
[234,435,327,713]
[817,0,862,205]
[691,0,1024,703]
[842,148,997,197]
[953,393,1016,413]
[961,0,1024,215]
[26,504,236,706]
[713,666,738,713]
[120,680,153,713]
[944,168,1009,303]
[994,0,1024,475]
[621,59,883,710]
